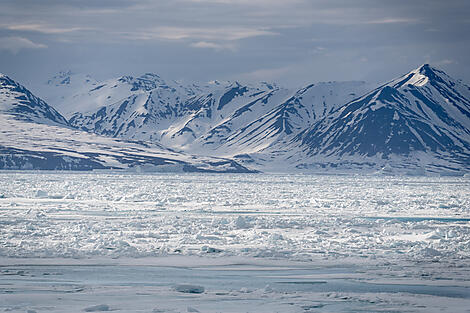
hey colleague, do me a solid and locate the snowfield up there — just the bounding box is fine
[0,172,469,312]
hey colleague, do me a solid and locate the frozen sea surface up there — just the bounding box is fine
[0,172,469,312]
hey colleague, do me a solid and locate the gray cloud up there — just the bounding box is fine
[190,41,237,51]
[0,36,47,54]
[121,26,278,41]
[0,0,469,88]
[4,24,92,34]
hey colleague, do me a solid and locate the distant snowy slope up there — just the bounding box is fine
[68,78,369,157]
[41,71,204,118]
[68,77,200,141]
[68,80,284,146]
[294,64,470,173]
[0,115,252,172]
[0,73,68,126]
[39,70,99,116]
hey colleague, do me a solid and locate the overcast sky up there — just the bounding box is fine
[1,0,469,89]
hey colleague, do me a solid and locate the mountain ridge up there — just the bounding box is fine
[0,75,255,173]
[292,64,470,173]
[0,73,68,126]
[1,64,469,174]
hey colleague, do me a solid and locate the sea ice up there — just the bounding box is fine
[84,304,111,312]
[0,171,469,312]
[174,284,205,294]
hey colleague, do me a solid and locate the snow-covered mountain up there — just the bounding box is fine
[67,76,210,141]
[158,82,292,152]
[0,73,68,126]
[0,74,254,172]
[4,64,469,174]
[66,76,369,157]
[41,71,207,118]
[67,80,280,146]
[293,64,470,173]
[46,70,97,92]
[39,70,99,116]
[209,81,369,156]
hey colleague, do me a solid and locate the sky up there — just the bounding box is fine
[1,0,469,89]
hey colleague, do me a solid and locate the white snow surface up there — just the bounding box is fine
[1,172,469,312]
[0,115,251,172]
[1,172,468,259]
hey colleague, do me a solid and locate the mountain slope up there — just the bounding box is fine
[41,71,204,118]
[0,74,68,126]
[68,80,287,148]
[67,78,369,158]
[212,81,369,156]
[42,70,98,114]
[295,64,470,173]
[14,65,470,174]
[0,115,252,172]
[159,82,292,152]
[69,83,189,140]
[0,74,254,172]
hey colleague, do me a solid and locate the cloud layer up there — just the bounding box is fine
[0,37,47,54]
[0,0,469,87]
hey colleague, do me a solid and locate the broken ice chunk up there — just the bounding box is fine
[174,284,205,294]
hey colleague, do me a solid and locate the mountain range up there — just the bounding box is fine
[0,74,253,172]
[1,64,469,174]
